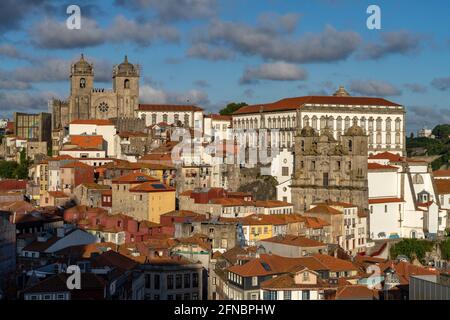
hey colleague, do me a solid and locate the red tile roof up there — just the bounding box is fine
[48,191,70,198]
[435,179,450,194]
[368,152,403,162]
[70,135,103,148]
[61,161,93,169]
[433,169,450,177]
[261,235,326,248]
[335,285,378,300]
[233,96,401,115]
[305,204,342,215]
[138,104,203,112]
[368,163,398,170]
[205,114,232,121]
[0,179,27,191]
[112,172,159,184]
[311,253,358,272]
[70,119,113,126]
[368,197,405,204]
[129,182,175,193]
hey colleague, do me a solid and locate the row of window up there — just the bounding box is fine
[144,273,199,290]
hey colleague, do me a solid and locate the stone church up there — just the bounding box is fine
[51,54,140,129]
[291,120,368,213]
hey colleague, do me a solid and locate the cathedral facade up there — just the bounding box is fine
[51,54,140,129]
[290,120,369,214]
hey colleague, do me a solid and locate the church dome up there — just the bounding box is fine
[300,125,317,137]
[115,55,138,76]
[73,54,93,75]
[345,123,365,136]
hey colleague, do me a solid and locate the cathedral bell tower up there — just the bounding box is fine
[113,55,140,118]
[70,54,94,121]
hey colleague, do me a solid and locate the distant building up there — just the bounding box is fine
[417,128,433,138]
[13,112,51,146]
[291,121,369,214]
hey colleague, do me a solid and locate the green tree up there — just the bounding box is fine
[390,239,434,261]
[0,161,19,178]
[219,102,248,115]
[440,238,450,260]
[432,124,450,140]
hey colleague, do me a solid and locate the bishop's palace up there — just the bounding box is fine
[51,54,140,129]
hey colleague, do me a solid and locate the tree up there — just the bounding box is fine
[432,124,450,140]
[219,102,248,115]
[440,238,450,260]
[0,160,19,178]
[389,239,434,261]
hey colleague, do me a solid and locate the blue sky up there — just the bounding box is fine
[0,0,449,133]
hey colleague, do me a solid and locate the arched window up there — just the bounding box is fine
[376,117,382,131]
[327,116,334,129]
[413,174,424,184]
[80,78,86,88]
[162,114,168,123]
[395,118,401,131]
[320,116,326,129]
[184,114,190,126]
[124,79,130,89]
[312,116,318,129]
[303,115,310,127]
[336,117,342,131]
[348,140,353,152]
[386,118,392,131]
[344,117,351,130]
[152,114,157,124]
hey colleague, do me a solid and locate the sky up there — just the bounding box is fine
[0,0,449,134]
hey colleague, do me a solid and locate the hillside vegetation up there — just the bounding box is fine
[407,124,450,170]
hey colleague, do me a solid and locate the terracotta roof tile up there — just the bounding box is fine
[70,135,103,148]
[435,179,450,194]
[261,235,326,247]
[368,163,398,170]
[368,197,405,204]
[138,104,203,112]
[112,172,159,184]
[233,96,401,115]
[306,204,342,215]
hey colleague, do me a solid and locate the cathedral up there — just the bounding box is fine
[290,119,369,213]
[51,54,140,129]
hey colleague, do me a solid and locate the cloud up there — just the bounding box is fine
[0,44,31,60]
[404,83,427,93]
[140,84,210,107]
[240,62,308,84]
[0,56,114,87]
[431,77,450,91]
[114,0,217,22]
[0,0,48,34]
[257,12,301,34]
[361,31,422,59]
[187,43,234,61]
[191,19,361,63]
[31,15,179,49]
[0,90,59,116]
[349,80,402,97]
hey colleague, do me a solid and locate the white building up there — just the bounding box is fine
[68,119,117,157]
[203,114,232,142]
[417,128,433,138]
[59,148,106,159]
[232,87,406,165]
[368,152,447,240]
[262,148,293,203]
[137,104,204,131]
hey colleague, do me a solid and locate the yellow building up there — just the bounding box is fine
[129,182,176,223]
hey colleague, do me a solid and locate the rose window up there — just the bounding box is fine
[98,102,109,113]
